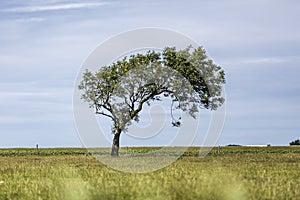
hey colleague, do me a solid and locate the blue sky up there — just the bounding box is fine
[0,0,300,147]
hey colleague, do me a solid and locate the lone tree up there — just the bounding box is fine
[79,46,225,156]
[290,139,300,146]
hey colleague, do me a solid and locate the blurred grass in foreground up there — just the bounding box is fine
[0,146,299,199]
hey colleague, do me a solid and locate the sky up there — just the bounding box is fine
[0,0,300,147]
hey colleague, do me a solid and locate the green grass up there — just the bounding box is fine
[0,148,88,156]
[0,146,300,199]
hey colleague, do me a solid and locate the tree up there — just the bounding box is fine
[290,139,300,146]
[78,46,225,156]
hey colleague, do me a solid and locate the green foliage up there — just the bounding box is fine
[78,46,225,135]
[290,139,300,145]
[1,147,300,199]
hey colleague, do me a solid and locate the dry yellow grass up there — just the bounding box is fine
[0,147,299,199]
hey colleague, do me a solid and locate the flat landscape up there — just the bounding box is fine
[0,146,300,200]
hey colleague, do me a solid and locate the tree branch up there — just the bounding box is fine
[95,110,114,120]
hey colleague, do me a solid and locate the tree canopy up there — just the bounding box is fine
[290,139,300,145]
[78,46,225,156]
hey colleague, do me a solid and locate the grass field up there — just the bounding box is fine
[0,146,300,200]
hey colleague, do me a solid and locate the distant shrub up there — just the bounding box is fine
[227,144,242,147]
[290,139,300,146]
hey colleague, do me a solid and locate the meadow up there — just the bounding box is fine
[0,146,300,200]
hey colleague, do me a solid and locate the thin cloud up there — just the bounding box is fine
[221,56,293,66]
[2,2,110,13]
[15,17,45,23]
[243,57,286,64]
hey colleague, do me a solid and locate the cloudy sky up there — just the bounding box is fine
[0,0,299,147]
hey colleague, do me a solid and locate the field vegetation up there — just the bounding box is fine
[0,146,300,200]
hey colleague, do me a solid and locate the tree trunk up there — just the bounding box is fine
[111,128,121,156]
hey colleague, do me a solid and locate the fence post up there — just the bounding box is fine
[36,144,39,156]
